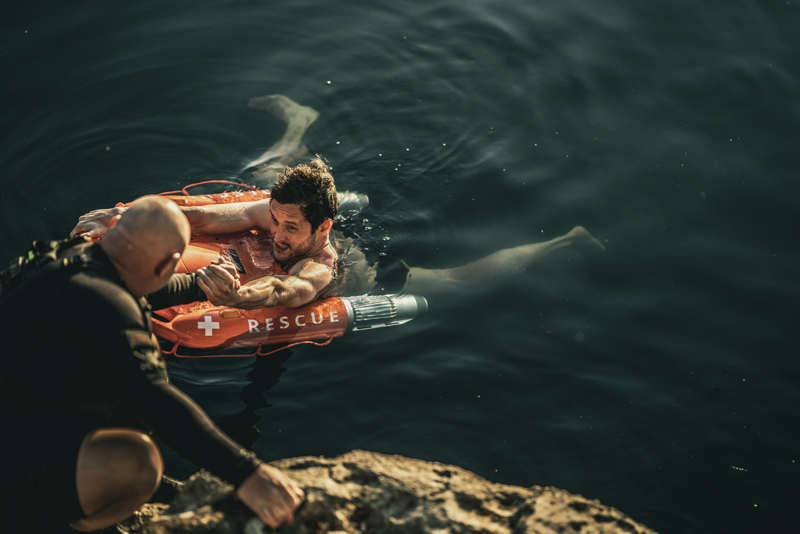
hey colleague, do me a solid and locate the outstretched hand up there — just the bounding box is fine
[70,206,126,239]
[196,256,242,306]
[237,463,304,528]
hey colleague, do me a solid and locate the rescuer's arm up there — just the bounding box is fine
[197,259,332,309]
[70,198,273,238]
[147,256,240,309]
[133,379,304,528]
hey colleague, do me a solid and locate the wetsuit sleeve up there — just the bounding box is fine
[84,282,260,487]
[147,273,206,310]
[131,376,262,487]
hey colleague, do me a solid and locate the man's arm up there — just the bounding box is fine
[137,380,303,527]
[181,199,271,234]
[70,198,273,238]
[198,259,333,309]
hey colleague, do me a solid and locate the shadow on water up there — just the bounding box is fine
[167,351,292,454]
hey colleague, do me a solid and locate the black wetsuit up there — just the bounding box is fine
[0,241,260,530]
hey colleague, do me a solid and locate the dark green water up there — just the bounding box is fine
[2,1,799,532]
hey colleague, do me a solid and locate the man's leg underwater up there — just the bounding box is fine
[241,94,368,212]
[243,94,320,185]
[69,428,163,532]
[403,226,605,296]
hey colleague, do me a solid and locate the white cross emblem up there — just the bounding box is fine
[197,315,219,337]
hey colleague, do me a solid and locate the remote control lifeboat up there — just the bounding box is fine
[139,187,426,357]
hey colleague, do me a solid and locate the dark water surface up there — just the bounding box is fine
[3,1,799,532]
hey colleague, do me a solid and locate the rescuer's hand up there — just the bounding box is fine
[70,206,127,239]
[237,463,304,528]
[196,256,241,306]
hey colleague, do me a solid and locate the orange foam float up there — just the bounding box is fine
[136,185,426,357]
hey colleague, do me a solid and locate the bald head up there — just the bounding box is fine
[100,196,191,297]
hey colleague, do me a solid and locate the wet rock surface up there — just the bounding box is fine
[117,450,657,534]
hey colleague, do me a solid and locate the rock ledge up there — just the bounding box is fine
[119,450,656,534]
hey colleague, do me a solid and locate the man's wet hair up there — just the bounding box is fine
[270,155,338,233]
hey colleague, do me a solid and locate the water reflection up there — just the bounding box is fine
[167,351,291,451]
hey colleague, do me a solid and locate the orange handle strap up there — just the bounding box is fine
[157,180,258,196]
[254,336,334,356]
[161,336,335,358]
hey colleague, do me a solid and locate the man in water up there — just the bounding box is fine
[72,155,340,310]
[70,94,604,307]
[0,197,303,532]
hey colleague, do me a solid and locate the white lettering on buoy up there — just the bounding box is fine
[236,311,343,335]
[198,315,219,337]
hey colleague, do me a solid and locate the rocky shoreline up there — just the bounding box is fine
[116,450,656,534]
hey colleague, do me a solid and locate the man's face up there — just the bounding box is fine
[269,201,318,263]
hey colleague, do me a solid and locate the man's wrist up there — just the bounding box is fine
[230,451,264,489]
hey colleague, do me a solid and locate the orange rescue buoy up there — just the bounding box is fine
[138,184,426,357]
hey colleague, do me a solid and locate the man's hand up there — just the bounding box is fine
[237,464,304,528]
[70,206,127,239]
[196,256,242,306]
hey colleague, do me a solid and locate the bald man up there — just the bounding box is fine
[0,197,302,533]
